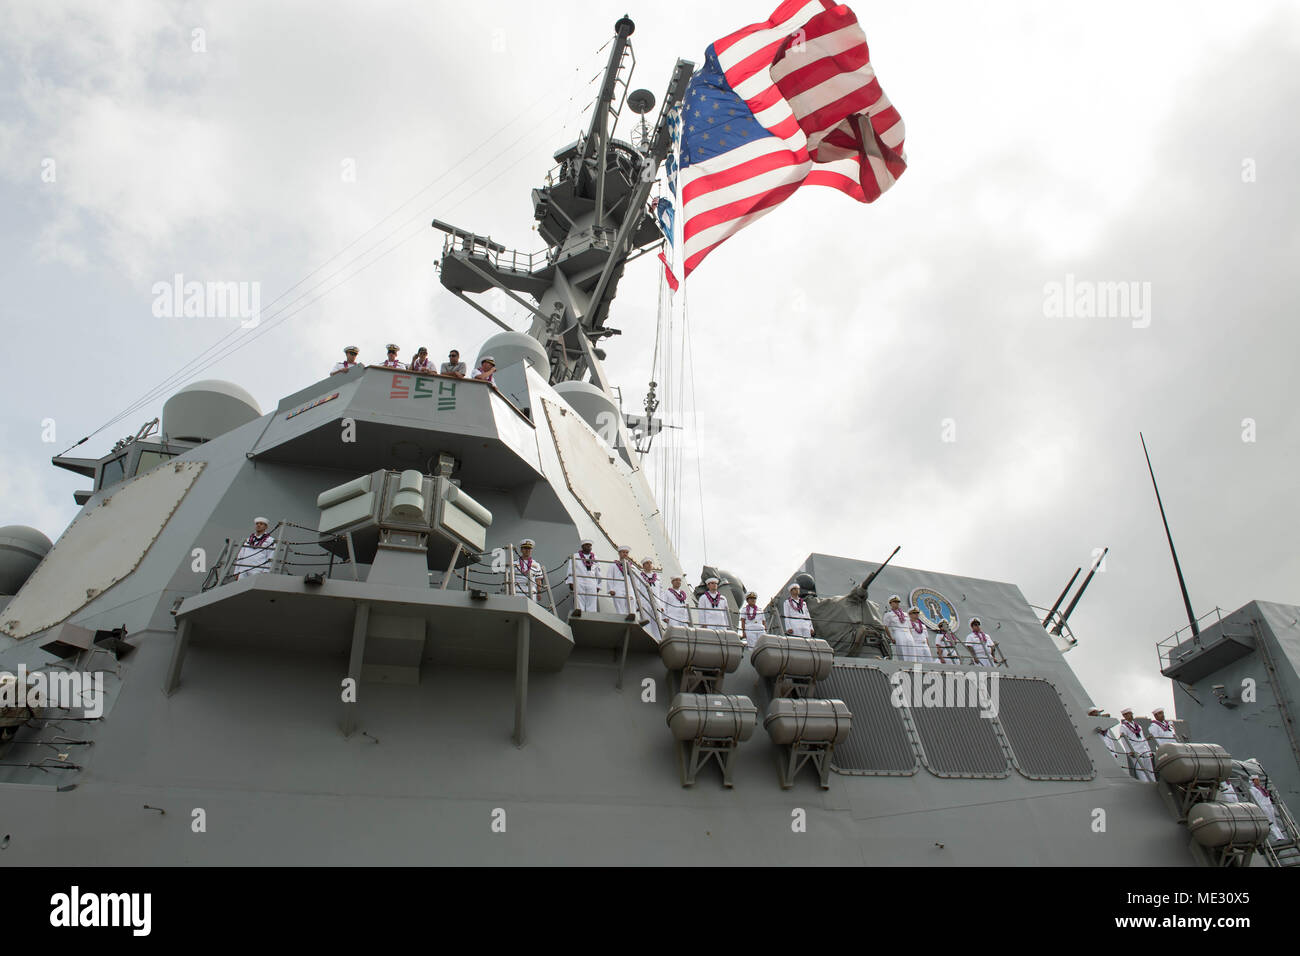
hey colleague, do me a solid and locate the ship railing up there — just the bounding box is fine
[211,521,356,588]
[200,538,233,591]
[1155,607,1227,670]
[502,544,559,616]
[439,234,558,276]
[1101,729,1156,781]
[1265,788,1299,850]
[887,631,1007,667]
[560,556,672,628]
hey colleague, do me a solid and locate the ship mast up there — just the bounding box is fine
[433,17,693,394]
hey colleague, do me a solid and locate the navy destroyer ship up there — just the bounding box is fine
[1,13,1296,868]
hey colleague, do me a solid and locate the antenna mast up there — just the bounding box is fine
[432,17,693,393]
[1141,433,1199,636]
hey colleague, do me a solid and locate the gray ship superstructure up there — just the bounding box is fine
[0,16,1296,867]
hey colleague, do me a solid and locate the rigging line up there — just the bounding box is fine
[648,241,668,383]
[85,47,619,452]
[62,39,618,455]
[682,285,707,564]
[673,283,687,552]
[559,41,615,142]
[116,100,568,414]
[60,103,566,456]
[77,102,573,447]
[136,128,565,393]
[259,85,564,320]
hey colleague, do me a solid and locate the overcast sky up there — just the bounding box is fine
[2,0,1297,716]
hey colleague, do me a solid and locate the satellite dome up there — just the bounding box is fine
[794,573,817,597]
[553,380,620,436]
[0,525,53,595]
[475,333,549,375]
[162,380,261,443]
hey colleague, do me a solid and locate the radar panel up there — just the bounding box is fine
[997,677,1095,780]
[910,696,1010,778]
[542,398,656,561]
[819,665,917,776]
[0,461,205,641]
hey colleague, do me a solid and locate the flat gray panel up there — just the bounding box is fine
[820,665,917,775]
[909,690,1009,778]
[998,678,1095,780]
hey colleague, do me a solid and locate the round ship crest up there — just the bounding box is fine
[910,586,958,631]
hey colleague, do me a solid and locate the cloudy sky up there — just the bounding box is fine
[2,0,1297,715]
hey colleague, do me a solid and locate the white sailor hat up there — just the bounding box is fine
[617,545,630,553]
[344,345,359,353]
[386,343,399,351]
[254,516,269,526]
[705,576,719,584]
[908,606,921,613]
[1152,706,1165,714]
[970,617,981,625]
[788,583,801,592]
[671,572,684,580]
[519,538,535,548]
[888,595,902,603]
[1121,706,1134,714]
[746,590,758,598]
[579,538,593,547]
[481,355,496,364]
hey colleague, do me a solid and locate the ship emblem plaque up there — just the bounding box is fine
[910,587,958,632]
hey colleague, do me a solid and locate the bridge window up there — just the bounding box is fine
[135,450,175,475]
[98,455,127,490]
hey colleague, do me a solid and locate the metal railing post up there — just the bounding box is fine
[622,560,633,617]
[541,564,557,615]
[507,544,517,596]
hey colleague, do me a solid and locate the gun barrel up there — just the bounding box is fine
[1057,548,1108,632]
[1042,567,1081,628]
[861,545,902,593]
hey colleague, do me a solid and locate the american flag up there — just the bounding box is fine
[680,0,906,277]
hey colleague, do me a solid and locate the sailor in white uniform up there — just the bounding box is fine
[1218,780,1240,803]
[235,517,274,579]
[513,539,544,601]
[330,346,361,375]
[662,574,693,629]
[783,584,814,638]
[381,343,404,369]
[633,558,663,638]
[606,546,635,617]
[1118,707,1156,782]
[695,577,731,631]
[739,591,765,647]
[565,539,601,616]
[1249,776,1286,840]
[1147,707,1178,751]
[906,607,936,663]
[934,620,961,662]
[964,618,997,667]
[882,596,911,661]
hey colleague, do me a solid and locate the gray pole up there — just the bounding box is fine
[1141,433,1199,637]
[1041,567,1081,628]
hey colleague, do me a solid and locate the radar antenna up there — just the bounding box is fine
[432,17,694,404]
